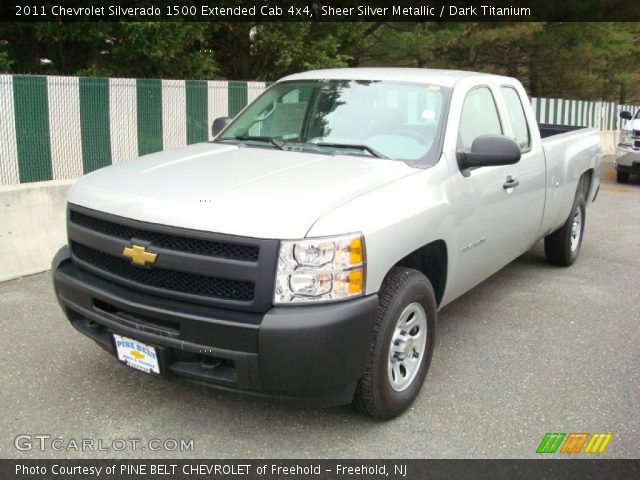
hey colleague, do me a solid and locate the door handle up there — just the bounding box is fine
[503,176,520,189]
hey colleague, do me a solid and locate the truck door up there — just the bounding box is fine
[496,85,546,254]
[447,85,545,298]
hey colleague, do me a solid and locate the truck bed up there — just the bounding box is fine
[538,123,587,139]
[536,123,601,239]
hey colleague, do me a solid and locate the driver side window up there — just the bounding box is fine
[459,87,503,151]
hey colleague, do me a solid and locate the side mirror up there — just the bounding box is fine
[457,135,521,170]
[212,117,232,137]
[620,110,632,121]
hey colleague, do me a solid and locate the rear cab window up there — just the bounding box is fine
[499,86,531,152]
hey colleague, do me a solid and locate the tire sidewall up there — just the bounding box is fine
[373,275,437,416]
[566,194,586,264]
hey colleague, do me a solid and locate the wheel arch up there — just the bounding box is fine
[389,239,448,307]
[579,168,594,201]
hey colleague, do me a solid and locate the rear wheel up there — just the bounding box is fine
[354,267,437,419]
[544,193,586,266]
[616,170,630,183]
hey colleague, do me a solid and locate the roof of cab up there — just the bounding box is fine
[279,68,508,88]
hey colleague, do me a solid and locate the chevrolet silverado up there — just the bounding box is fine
[52,68,602,418]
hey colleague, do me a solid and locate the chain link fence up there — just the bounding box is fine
[0,74,637,186]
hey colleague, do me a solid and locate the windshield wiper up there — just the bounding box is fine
[314,142,388,159]
[234,135,287,150]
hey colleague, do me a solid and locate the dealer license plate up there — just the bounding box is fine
[113,334,160,375]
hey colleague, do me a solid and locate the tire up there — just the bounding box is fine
[616,170,630,183]
[544,193,586,266]
[354,267,437,419]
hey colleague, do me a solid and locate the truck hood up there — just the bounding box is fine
[68,142,418,239]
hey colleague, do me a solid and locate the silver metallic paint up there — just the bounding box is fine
[67,68,602,309]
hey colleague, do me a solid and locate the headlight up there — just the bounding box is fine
[619,130,632,145]
[274,233,365,304]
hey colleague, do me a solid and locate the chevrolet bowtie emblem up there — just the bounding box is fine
[122,244,158,266]
[130,350,145,360]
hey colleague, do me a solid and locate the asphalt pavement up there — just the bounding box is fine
[0,158,638,459]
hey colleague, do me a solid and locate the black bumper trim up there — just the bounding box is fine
[55,259,262,352]
[53,247,379,407]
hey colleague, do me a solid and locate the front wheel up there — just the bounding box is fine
[544,193,586,266]
[354,267,437,419]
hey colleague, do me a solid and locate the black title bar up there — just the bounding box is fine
[1,0,640,22]
[2,459,639,480]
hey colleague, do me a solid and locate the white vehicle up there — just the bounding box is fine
[53,68,601,418]
[616,109,640,183]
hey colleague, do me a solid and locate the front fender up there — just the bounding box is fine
[306,160,454,298]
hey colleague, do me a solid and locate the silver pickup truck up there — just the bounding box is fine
[52,68,601,418]
[616,109,640,182]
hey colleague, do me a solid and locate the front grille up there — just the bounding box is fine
[71,242,254,302]
[67,205,279,311]
[70,210,259,262]
[633,130,640,138]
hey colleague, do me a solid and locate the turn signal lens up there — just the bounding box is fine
[349,238,363,264]
[347,269,364,294]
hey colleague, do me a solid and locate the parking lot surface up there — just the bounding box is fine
[1,159,638,459]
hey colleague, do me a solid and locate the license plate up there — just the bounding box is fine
[113,334,160,375]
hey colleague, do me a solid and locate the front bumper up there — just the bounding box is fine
[615,145,640,173]
[53,246,378,407]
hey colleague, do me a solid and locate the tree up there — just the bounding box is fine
[0,21,639,103]
[204,22,359,80]
[0,22,218,79]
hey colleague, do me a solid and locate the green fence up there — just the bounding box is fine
[530,96,637,132]
[0,74,637,186]
[0,75,266,185]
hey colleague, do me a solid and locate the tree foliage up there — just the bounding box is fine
[0,21,638,102]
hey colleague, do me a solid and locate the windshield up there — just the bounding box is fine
[216,79,449,164]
